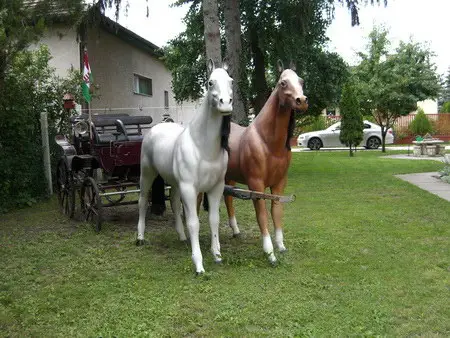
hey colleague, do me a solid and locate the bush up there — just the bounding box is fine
[0,46,83,213]
[296,115,337,134]
[441,101,450,113]
[339,82,363,156]
[409,108,434,136]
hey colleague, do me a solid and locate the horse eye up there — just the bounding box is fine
[280,80,287,88]
[208,80,213,87]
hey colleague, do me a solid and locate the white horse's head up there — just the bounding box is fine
[206,59,233,115]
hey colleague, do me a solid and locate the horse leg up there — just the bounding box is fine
[137,159,157,245]
[224,180,240,236]
[170,185,187,241]
[207,183,224,263]
[249,181,276,264]
[180,183,204,274]
[270,178,287,252]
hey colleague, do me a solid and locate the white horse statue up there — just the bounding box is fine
[136,59,233,274]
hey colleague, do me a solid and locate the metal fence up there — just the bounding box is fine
[394,114,450,135]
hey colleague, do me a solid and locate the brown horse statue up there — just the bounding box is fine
[224,61,308,264]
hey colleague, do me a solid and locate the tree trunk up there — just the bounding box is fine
[381,127,387,153]
[202,0,222,68]
[349,144,354,157]
[224,0,247,124]
[248,14,270,115]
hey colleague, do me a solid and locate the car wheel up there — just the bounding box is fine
[366,136,381,149]
[308,138,322,150]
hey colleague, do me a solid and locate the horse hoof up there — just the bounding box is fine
[195,270,205,276]
[279,247,288,254]
[136,239,145,246]
[232,232,241,238]
[266,252,277,265]
[214,255,223,264]
[270,259,279,267]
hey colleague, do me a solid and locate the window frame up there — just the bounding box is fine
[164,90,169,109]
[133,74,153,97]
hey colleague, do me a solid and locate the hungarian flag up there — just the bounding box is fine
[82,49,92,103]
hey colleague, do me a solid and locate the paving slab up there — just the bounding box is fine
[395,172,450,202]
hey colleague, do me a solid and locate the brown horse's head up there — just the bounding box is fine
[276,61,308,112]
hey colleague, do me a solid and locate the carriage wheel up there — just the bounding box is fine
[56,159,75,218]
[81,177,103,232]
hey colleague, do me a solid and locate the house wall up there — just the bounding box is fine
[85,25,197,124]
[38,23,198,125]
[35,24,80,78]
[416,99,438,114]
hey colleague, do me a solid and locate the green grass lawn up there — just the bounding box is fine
[1,151,449,337]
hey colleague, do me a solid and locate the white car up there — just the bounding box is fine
[297,120,394,150]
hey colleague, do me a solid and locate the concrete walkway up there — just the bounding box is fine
[395,172,450,202]
[382,154,448,162]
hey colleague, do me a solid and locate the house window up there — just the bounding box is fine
[164,90,169,109]
[134,74,152,96]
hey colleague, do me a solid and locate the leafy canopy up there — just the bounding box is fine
[352,27,441,151]
[164,0,349,118]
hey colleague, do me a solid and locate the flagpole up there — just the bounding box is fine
[82,47,93,141]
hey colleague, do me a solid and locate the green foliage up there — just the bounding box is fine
[339,81,363,155]
[297,115,335,134]
[0,45,83,213]
[438,157,450,184]
[440,67,450,106]
[409,108,434,136]
[440,101,450,113]
[352,27,441,151]
[165,0,350,118]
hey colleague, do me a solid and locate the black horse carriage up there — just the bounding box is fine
[55,113,166,231]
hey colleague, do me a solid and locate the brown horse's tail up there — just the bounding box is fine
[150,175,166,215]
[202,193,209,212]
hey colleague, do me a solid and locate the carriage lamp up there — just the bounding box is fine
[74,121,89,135]
[63,93,76,109]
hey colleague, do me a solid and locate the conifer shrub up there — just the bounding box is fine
[409,108,434,136]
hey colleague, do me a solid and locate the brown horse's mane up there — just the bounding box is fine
[286,109,296,151]
[221,115,231,153]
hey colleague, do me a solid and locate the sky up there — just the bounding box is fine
[106,0,450,75]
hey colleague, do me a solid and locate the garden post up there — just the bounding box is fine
[40,111,53,195]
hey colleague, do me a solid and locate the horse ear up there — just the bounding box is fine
[277,59,284,73]
[289,60,297,71]
[207,59,215,75]
[222,57,229,72]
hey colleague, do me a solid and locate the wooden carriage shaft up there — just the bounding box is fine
[99,189,141,197]
[98,185,294,202]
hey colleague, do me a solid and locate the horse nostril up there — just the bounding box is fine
[297,96,308,105]
[220,98,224,104]
[229,98,233,103]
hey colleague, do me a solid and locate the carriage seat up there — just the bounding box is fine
[92,116,153,144]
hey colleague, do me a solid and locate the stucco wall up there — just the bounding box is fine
[36,22,198,124]
[85,25,190,124]
[36,25,80,78]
